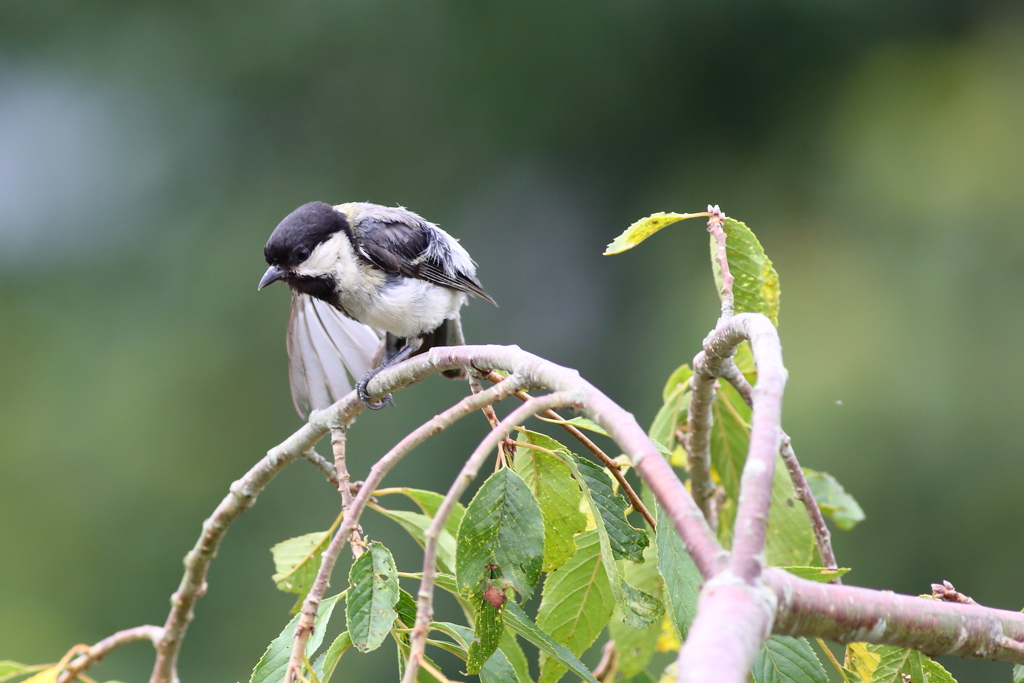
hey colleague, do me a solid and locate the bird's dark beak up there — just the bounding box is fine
[258,265,287,290]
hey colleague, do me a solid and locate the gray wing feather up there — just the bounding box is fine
[287,294,382,419]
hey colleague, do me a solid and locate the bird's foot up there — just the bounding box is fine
[356,372,393,410]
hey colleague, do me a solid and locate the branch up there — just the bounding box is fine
[282,374,529,683]
[719,362,840,581]
[303,449,339,487]
[330,426,365,556]
[401,391,577,683]
[707,205,734,318]
[767,568,1024,664]
[58,625,163,683]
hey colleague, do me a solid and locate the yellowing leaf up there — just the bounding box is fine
[604,212,710,255]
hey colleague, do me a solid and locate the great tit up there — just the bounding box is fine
[259,201,496,413]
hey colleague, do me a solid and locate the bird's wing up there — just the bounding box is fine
[286,293,382,419]
[350,206,496,305]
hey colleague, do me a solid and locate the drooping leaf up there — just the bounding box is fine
[536,530,615,683]
[803,469,866,531]
[456,467,545,601]
[751,636,829,683]
[436,622,520,683]
[347,542,400,653]
[780,566,851,583]
[710,217,781,325]
[655,504,702,640]
[377,488,467,540]
[573,455,649,562]
[514,441,587,571]
[270,531,329,597]
[250,593,342,683]
[766,453,818,568]
[373,507,458,574]
[609,538,664,679]
[604,212,710,255]
[466,593,506,674]
[312,631,352,683]
[499,628,532,683]
[504,601,600,683]
[395,587,418,630]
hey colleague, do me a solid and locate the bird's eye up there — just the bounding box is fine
[296,247,311,262]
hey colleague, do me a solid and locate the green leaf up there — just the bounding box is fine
[436,623,520,683]
[347,542,400,653]
[849,644,957,683]
[1012,664,1023,683]
[378,488,467,540]
[803,469,866,531]
[655,504,701,639]
[312,631,352,683]
[270,531,329,597]
[395,587,418,629]
[535,415,610,437]
[604,212,710,255]
[573,455,649,562]
[250,593,342,683]
[374,507,458,574]
[622,673,658,683]
[0,663,32,682]
[751,636,829,683]
[766,453,818,567]
[710,217,781,325]
[456,467,545,600]
[514,438,587,571]
[609,538,664,679]
[780,566,851,583]
[709,381,752,501]
[467,593,506,674]
[499,628,532,683]
[504,601,600,683]
[649,368,692,449]
[536,530,615,683]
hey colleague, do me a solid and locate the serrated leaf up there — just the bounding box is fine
[270,531,329,596]
[803,469,866,531]
[504,601,600,683]
[374,507,458,574]
[781,566,851,583]
[710,217,781,325]
[378,488,467,540]
[845,642,881,682]
[573,456,649,562]
[250,593,342,683]
[536,415,610,437]
[852,645,956,683]
[752,636,829,683]
[312,631,352,683]
[346,542,400,653]
[456,467,545,600]
[514,440,587,571]
[466,593,506,674]
[604,212,709,255]
[609,539,664,679]
[395,587,418,629]
[655,504,701,640]
[536,530,615,683]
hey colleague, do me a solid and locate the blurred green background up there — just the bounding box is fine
[3,1,1024,681]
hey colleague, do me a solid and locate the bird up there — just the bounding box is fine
[258,201,496,413]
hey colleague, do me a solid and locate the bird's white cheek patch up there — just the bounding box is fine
[295,232,352,277]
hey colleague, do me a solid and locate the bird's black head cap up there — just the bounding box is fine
[264,201,351,268]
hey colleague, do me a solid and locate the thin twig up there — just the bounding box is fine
[401,392,576,683]
[303,449,339,487]
[719,361,841,583]
[707,205,734,318]
[481,371,657,530]
[330,426,365,557]
[468,371,512,466]
[57,626,163,683]
[283,375,528,683]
